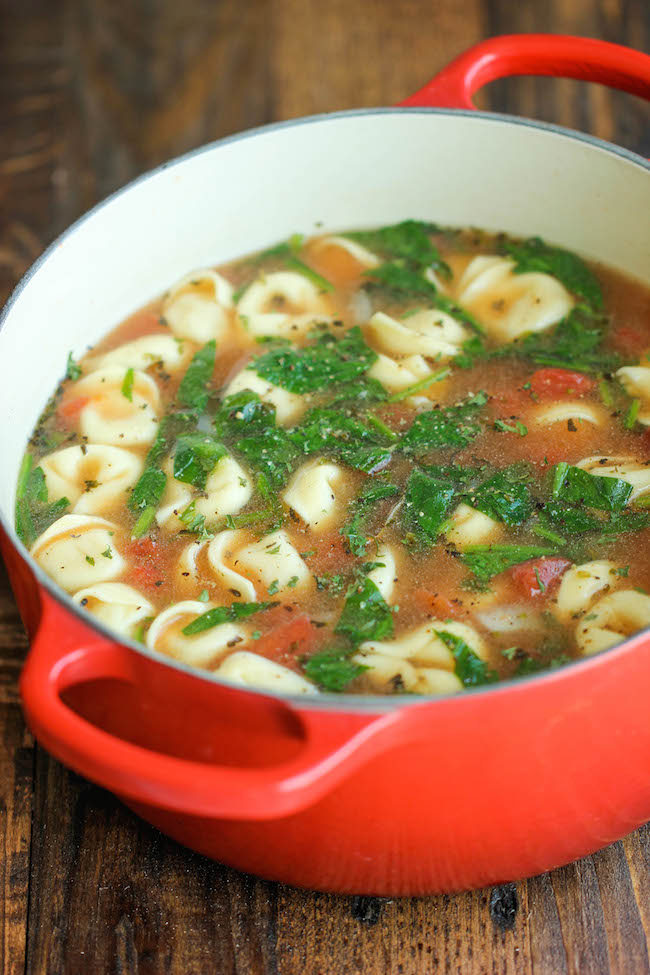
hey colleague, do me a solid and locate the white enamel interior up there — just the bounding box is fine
[1,110,649,535]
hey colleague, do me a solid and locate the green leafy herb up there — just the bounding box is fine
[403,469,455,544]
[66,352,82,381]
[182,600,274,635]
[302,649,368,692]
[345,220,448,272]
[494,419,528,436]
[387,366,451,403]
[551,462,632,512]
[460,544,557,581]
[128,466,167,513]
[177,340,216,411]
[101,545,112,559]
[178,501,212,538]
[289,407,392,473]
[435,630,497,687]
[15,454,70,547]
[516,306,618,374]
[121,367,135,402]
[285,255,334,292]
[131,506,157,539]
[335,577,394,645]
[254,326,377,393]
[85,555,95,566]
[399,392,487,453]
[469,469,533,526]
[173,434,227,490]
[342,479,399,556]
[625,398,641,430]
[214,391,299,488]
[505,236,603,310]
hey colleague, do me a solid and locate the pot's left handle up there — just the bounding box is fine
[20,591,412,820]
[400,34,650,110]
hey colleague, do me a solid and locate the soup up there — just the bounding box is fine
[16,222,650,695]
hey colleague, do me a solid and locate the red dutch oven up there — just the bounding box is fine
[2,35,650,896]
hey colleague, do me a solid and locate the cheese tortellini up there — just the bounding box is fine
[71,367,161,447]
[311,235,381,269]
[354,620,488,695]
[86,334,190,374]
[39,444,143,516]
[237,271,332,338]
[455,256,574,342]
[207,529,311,599]
[576,590,650,656]
[616,366,650,425]
[576,456,650,502]
[282,459,347,532]
[530,402,604,428]
[365,545,398,603]
[367,352,434,395]
[31,514,126,592]
[156,454,252,530]
[225,367,307,424]
[215,652,318,694]
[364,309,468,361]
[72,583,154,639]
[553,560,621,622]
[162,269,234,343]
[146,600,247,668]
[445,504,502,549]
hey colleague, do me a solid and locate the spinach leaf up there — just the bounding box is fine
[253,326,377,393]
[15,455,70,547]
[342,479,399,556]
[403,469,455,543]
[551,462,632,512]
[214,391,299,488]
[364,263,439,298]
[505,236,603,310]
[182,600,274,636]
[460,544,557,581]
[173,434,227,490]
[177,340,216,411]
[541,500,602,535]
[146,411,196,467]
[517,306,618,374]
[435,630,498,687]
[399,392,487,453]
[128,466,167,513]
[469,469,533,526]
[335,577,394,644]
[345,220,448,272]
[302,649,368,692]
[289,408,393,473]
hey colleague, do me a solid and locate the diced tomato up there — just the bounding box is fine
[414,590,462,619]
[252,615,315,663]
[529,368,595,399]
[57,396,89,424]
[489,389,531,420]
[310,531,355,570]
[127,537,167,590]
[612,325,648,358]
[509,557,572,598]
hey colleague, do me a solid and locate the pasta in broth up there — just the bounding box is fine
[17,222,650,695]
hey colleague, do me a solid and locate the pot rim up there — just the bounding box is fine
[2,105,649,713]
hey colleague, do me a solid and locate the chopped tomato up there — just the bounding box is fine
[127,538,167,590]
[252,614,315,663]
[310,531,355,570]
[529,368,595,399]
[509,557,572,598]
[612,325,648,358]
[57,396,89,424]
[414,590,462,619]
[489,389,531,420]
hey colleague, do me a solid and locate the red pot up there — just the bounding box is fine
[2,35,650,896]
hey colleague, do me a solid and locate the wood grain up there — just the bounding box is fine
[0,0,649,972]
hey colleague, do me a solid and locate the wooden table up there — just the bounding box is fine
[1,2,649,972]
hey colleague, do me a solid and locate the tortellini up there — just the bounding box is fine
[575,590,650,656]
[146,600,247,668]
[207,529,311,599]
[72,583,154,639]
[71,367,161,447]
[354,620,487,694]
[455,256,574,342]
[367,352,434,394]
[237,271,332,338]
[531,402,604,428]
[364,309,468,361]
[156,454,252,530]
[311,235,380,269]
[282,459,347,531]
[616,366,650,425]
[175,540,207,591]
[576,456,650,502]
[216,652,319,694]
[445,503,502,549]
[162,269,234,343]
[225,367,307,424]
[30,514,126,592]
[553,560,621,622]
[365,545,397,603]
[39,444,143,516]
[86,334,190,374]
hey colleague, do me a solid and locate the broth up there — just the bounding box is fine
[17,223,650,695]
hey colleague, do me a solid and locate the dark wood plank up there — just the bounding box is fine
[0,0,649,973]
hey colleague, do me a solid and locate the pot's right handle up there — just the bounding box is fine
[400,34,650,110]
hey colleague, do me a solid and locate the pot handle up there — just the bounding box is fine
[20,592,409,820]
[400,34,650,109]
